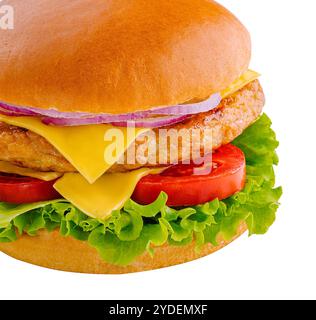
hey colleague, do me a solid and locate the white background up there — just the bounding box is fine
[1,0,316,300]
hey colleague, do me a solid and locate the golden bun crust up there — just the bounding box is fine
[0,0,251,114]
[0,224,247,274]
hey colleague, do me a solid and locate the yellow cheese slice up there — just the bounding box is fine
[221,69,260,98]
[0,114,146,184]
[54,168,157,219]
[0,160,62,181]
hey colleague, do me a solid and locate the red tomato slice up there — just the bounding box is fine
[132,144,246,207]
[0,174,60,204]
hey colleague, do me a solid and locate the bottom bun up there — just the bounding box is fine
[0,224,247,274]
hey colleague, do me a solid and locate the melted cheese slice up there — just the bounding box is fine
[221,69,260,98]
[54,168,157,219]
[0,160,62,181]
[0,114,146,184]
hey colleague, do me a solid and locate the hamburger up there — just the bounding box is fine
[0,0,282,274]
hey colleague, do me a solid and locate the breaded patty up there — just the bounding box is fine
[0,80,264,173]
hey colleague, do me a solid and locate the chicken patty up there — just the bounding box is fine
[0,80,264,173]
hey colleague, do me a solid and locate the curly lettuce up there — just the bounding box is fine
[0,114,282,266]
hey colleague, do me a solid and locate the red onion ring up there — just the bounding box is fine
[0,93,221,127]
[42,114,192,128]
[0,102,137,120]
[149,93,221,115]
[111,115,192,128]
[0,106,25,116]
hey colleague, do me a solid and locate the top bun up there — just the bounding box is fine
[0,0,251,114]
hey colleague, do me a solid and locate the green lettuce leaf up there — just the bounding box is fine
[0,114,282,265]
[0,200,64,229]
